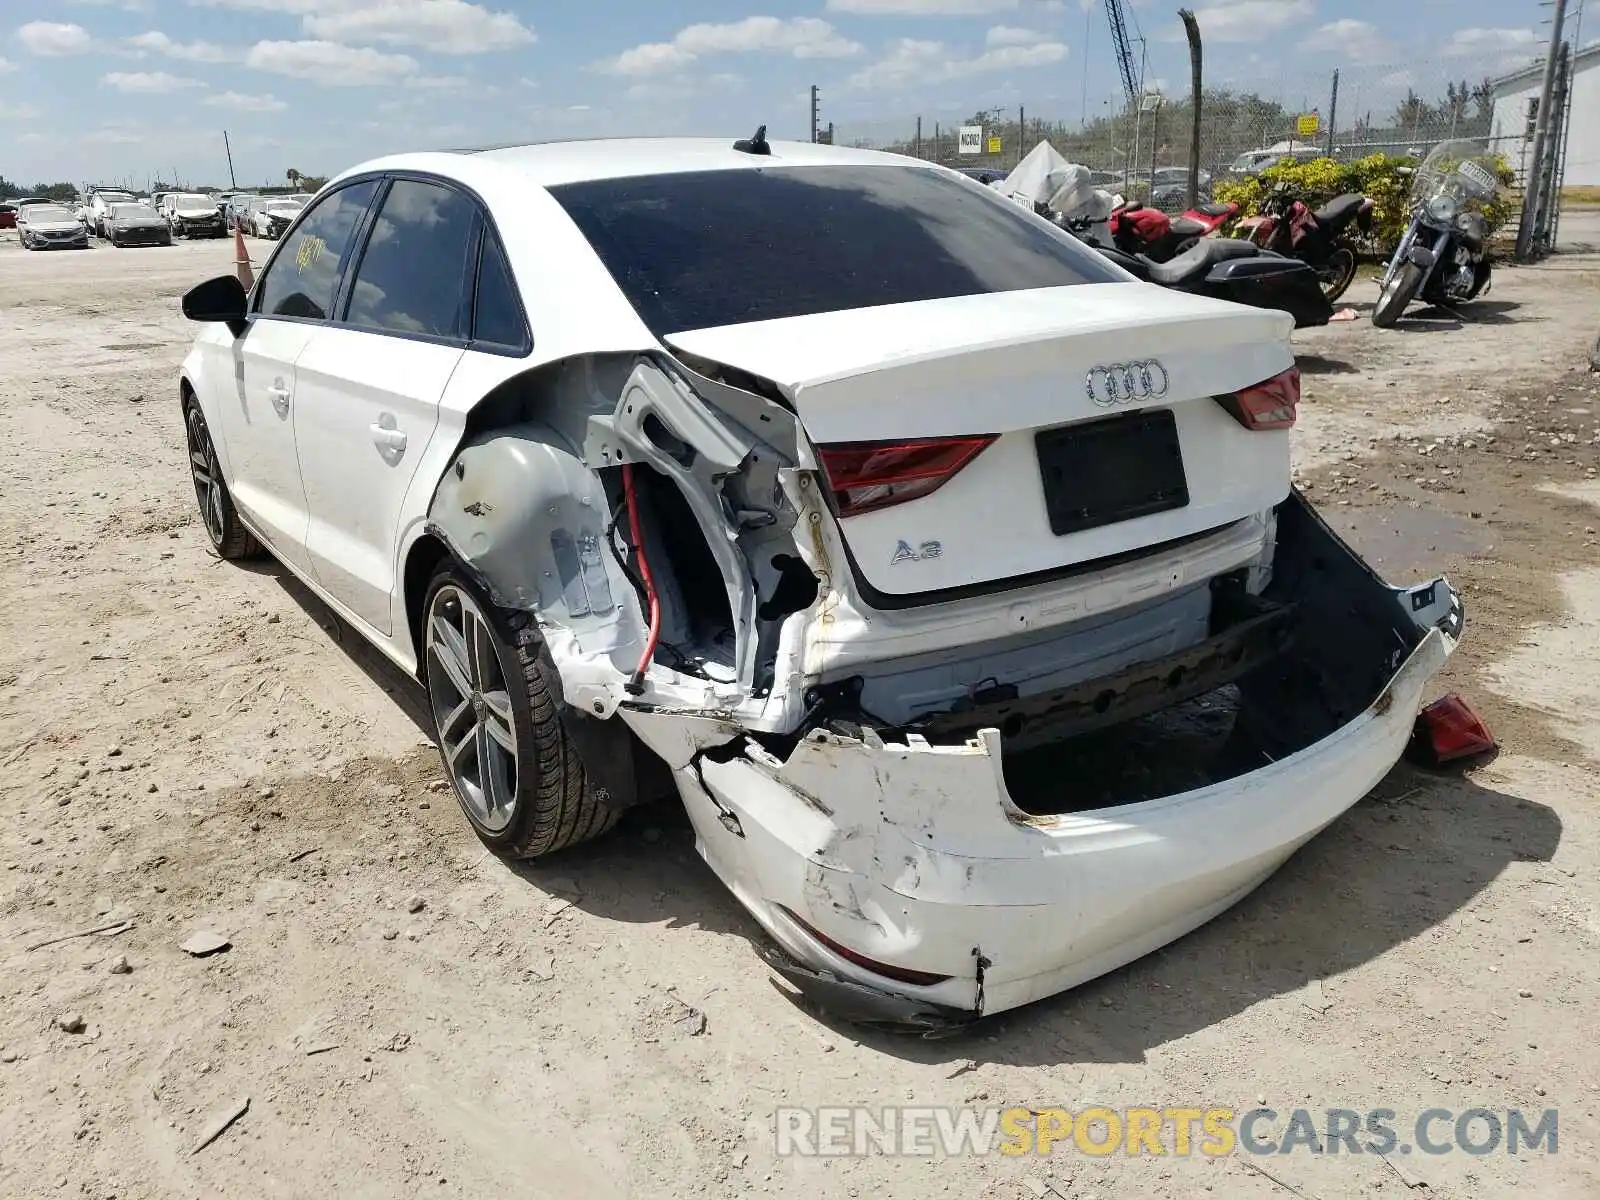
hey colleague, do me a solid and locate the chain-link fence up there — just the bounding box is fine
[826,48,1551,216]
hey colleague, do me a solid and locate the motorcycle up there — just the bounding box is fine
[1086,201,1333,329]
[1237,184,1375,303]
[1372,138,1501,328]
[992,142,1332,328]
[1105,201,1237,263]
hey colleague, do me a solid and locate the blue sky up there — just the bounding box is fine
[2,0,1554,188]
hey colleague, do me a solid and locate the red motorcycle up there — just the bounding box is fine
[1106,201,1238,263]
[1236,185,1375,304]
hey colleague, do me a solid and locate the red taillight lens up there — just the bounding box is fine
[777,907,952,987]
[818,435,997,518]
[1409,694,1496,765]
[1216,365,1301,431]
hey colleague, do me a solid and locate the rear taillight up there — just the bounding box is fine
[1215,365,1301,431]
[818,435,997,518]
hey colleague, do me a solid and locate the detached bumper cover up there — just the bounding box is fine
[639,492,1463,1026]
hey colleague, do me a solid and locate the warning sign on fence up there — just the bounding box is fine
[1296,113,1320,138]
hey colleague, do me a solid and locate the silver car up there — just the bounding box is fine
[18,203,90,250]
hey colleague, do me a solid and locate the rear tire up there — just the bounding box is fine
[183,399,261,560]
[1590,326,1600,372]
[1372,262,1422,328]
[1320,245,1357,304]
[423,564,620,859]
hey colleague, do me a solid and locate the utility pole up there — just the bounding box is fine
[915,114,922,159]
[1326,69,1339,158]
[1517,0,1567,261]
[1018,104,1025,165]
[809,85,820,144]
[223,130,237,190]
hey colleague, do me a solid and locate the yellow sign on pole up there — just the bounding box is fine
[987,136,1002,155]
[1296,113,1320,138]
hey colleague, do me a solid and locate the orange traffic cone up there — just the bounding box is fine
[233,223,254,291]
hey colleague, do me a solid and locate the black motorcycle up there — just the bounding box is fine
[1062,209,1334,330]
[1372,139,1500,328]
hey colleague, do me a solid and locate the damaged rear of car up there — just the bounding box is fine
[179,140,1462,1028]
[418,149,1462,1027]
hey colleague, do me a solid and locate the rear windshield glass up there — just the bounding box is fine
[550,165,1120,336]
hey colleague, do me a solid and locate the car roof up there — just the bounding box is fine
[357,137,924,190]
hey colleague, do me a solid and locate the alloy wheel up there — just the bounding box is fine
[184,407,226,548]
[426,584,519,833]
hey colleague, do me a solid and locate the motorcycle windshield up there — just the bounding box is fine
[1410,138,1503,225]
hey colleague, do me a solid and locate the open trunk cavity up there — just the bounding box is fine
[785,492,1457,816]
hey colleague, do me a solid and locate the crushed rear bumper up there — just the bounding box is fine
[628,492,1462,1028]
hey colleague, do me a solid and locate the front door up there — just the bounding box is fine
[294,178,479,634]
[219,178,381,577]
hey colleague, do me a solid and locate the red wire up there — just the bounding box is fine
[621,462,662,693]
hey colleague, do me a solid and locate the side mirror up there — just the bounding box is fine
[182,274,248,335]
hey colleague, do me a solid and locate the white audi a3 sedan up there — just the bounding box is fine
[177,135,1463,1029]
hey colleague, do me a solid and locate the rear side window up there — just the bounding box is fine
[255,180,379,321]
[344,179,478,339]
[551,165,1121,337]
[470,232,528,351]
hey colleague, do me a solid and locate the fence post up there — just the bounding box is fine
[915,115,922,159]
[1517,0,1568,261]
[1326,69,1339,158]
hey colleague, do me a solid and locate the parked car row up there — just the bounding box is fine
[5,187,316,251]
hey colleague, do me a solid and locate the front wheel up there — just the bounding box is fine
[183,400,260,560]
[1589,326,1600,372]
[1372,262,1423,328]
[1318,245,1358,304]
[423,566,620,859]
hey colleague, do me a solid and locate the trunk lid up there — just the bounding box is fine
[667,283,1296,600]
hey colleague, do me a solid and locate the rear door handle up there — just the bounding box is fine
[266,382,291,417]
[370,415,407,460]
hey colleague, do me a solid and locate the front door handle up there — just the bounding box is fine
[266,381,291,417]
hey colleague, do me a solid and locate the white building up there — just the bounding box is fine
[1490,42,1600,187]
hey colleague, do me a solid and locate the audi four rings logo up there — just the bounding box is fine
[1085,360,1170,407]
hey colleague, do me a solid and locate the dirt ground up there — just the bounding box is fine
[2,233,1599,1200]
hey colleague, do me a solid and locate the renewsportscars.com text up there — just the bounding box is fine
[774,1106,1558,1158]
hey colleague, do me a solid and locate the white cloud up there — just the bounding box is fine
[197,0,535,55]
[204,90,287,111]
[413,74,472,90]
[1180,0,1314,43]
[1444,27,1539,56]
[102,70,205,92]
[986,25,1044,46]
[303,1,534,54]
[128,31,238,62]
[826,0,1019,13]
[0,56,14,72]
[602,42,695,76]
[16,21,94,56]
[847,35,1067,89]
[244,39,418,84]
[599,17,862,76]
[1300,19,1391,64]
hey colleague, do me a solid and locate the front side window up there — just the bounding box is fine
[254,180,379,321]
[343,179,478,339]
[550,165,1122,337]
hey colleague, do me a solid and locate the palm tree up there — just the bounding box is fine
[286,168,302,192]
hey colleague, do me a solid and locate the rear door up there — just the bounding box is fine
[292,176,478,634]
[214,178,380,574]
